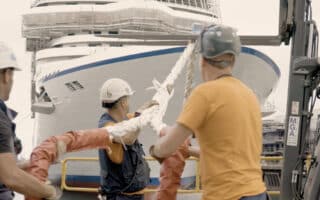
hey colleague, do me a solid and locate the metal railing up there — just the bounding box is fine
[61,156,282,195]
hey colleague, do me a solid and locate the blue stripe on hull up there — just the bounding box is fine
[42,46,280,83]
[42,47,185,82]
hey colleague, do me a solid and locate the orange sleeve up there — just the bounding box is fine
[177,87,209,134]
[104,121,124,164]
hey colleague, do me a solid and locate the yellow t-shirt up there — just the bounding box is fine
[177,76,266,200]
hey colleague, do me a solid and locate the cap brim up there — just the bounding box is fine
[0,65,22,71]
[13,66,22,71]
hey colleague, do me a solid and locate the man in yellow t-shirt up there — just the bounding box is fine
[150,25,267,200]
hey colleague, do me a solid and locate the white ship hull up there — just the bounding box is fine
[33,45,280,193]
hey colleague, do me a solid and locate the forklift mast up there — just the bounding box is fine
[280,0,319,199]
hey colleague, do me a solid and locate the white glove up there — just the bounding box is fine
[112,129,140,146]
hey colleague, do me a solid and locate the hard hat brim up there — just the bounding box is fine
[129,91,135,96]
[0,65,22,71]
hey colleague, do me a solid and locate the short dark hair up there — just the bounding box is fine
[101,96,127,109]
[0,67,14,74]
[102,99,120,109]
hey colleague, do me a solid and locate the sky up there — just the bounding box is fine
[0,0,319,198]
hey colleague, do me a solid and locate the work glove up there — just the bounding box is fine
[149,126,168,163]
[44,183,62,200]
[149,145,165,163]
[136,100,159,114]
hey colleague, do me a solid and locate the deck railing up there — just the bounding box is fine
[60,156,282,195]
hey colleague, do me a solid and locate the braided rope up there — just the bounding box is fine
[184,46,196,101]
[105,42,196,136]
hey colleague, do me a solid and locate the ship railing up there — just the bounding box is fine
[23,18,191,39]
[60,156,283,195]
[154,0,210,10]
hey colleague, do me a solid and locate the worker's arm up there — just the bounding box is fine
[150,123,193,159]
[17,159,31,170]
[188,146,200,158]
[150,87,208,160]
[0,152,56,199]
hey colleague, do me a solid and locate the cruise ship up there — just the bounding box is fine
[22,0,281,199]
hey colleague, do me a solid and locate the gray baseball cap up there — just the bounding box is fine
[199,24,241,59]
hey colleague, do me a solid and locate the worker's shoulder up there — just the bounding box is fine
[0,109,11,127]
[193,77,253,99]
[98,113,115,128]
[0,110,12,137]
[194,77,236,92]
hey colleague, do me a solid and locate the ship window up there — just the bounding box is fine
[66,2,78,5]
[54,44,63,48]
[65,83,76,92]
[108,31,119,35]
[68,33,75,36]
[65,81,84,92]
[94,31,102,34]
[110,44,123,47]
[82,30,92,34]
[36,86,51,102]
[38,3,49,7]
[72,81,84,90]
[169,6,214,17]
[89,43,102,47]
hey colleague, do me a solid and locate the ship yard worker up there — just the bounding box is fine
[97,78,154,200]
[0,42,59,200]
[149,24,267,200]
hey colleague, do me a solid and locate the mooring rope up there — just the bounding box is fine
[105,42,196,137]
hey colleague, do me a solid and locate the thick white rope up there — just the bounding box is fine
[184,47,196,102]
[105,42,196,137]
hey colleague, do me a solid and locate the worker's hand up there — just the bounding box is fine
[149,145,165,163]
[44,184,62,200]
[112,129,140,145]
[149,126,168,163]
[136,100,159,113]
[188,146,200,158]
[159,125,170,137]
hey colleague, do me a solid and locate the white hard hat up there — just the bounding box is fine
[0,42,21,71]
[100,78,135,103]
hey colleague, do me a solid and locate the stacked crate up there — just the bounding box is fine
[262,120,285,191]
